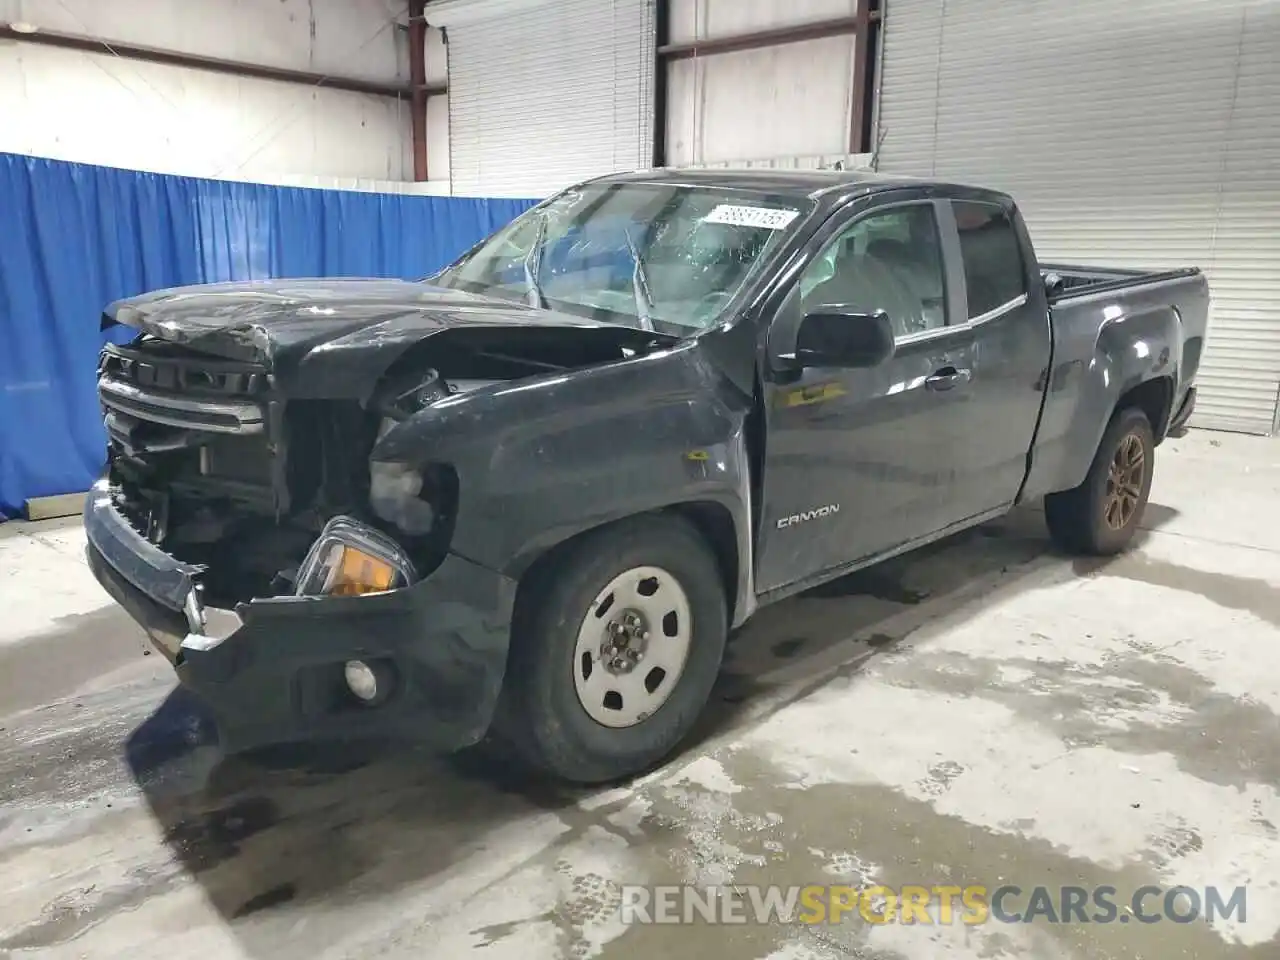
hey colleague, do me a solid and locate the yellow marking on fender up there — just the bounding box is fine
[781,382,846,408]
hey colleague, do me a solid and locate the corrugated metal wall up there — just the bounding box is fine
[876,0,1280,434]
[432,0,654,198]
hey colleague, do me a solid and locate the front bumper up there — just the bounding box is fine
[83,478,517,754]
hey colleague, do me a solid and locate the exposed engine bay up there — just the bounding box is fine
[98,324,652,608]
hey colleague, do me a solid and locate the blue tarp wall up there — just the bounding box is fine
[0,152,538,516]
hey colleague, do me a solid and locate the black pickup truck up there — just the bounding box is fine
[85,169,1207,783]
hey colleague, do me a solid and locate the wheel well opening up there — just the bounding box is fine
[1118,377,1173,442]
[511,503,740,635]
[664,501,739,618]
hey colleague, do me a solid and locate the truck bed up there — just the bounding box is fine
[1041,263,1202,303]
[1020,262,1210,503]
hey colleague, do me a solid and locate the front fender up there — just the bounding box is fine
[1022,302,1180,499]
[371,342,757,624]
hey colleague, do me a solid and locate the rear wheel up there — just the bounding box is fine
[1045,406,1155,555]
[497,515,728,784]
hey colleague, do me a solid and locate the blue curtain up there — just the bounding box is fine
[0,153,537,515]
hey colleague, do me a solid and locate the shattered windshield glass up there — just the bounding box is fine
[432,182,811,335]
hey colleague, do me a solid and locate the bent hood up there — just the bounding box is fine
[103,278,672,399]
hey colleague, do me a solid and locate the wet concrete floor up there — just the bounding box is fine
[1,429,1277,959]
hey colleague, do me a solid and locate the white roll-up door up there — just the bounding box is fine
[876,0,1280,434]
[426,0,655,199]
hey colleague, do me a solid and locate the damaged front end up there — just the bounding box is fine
[93,316,641,606]
[86,354,512,753]
[85,473,518,753]
[87,311,667,752]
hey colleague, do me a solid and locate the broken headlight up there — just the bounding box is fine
[369,459,438,535]
[294,516,417,597]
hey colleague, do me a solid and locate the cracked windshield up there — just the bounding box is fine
[434,183,812,335]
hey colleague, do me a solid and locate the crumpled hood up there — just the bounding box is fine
[103,278,669,399]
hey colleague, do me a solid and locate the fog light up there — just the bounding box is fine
[344,660,381,702]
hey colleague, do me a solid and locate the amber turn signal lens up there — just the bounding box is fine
[327,545,397,596]
[293,515,417,598]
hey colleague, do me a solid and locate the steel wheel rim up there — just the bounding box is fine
[572,565,693,729]
[1104,432,1145,531]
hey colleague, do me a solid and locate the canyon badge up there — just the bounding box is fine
[776,504,840,530]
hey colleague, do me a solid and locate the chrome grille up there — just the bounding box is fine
[100,339,270,395]
[98,378,265,434]
[97,340,270,436]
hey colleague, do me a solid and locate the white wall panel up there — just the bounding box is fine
[877,0,1280,434]
[6,0,408,82]
[683,151,873,171]
[0,0,438,185]
[263,174,451,195]
[669,0,855,41]
[423,23,450,184]
[666,0,857,166]
[423,22,447,86]
[666,38,853,166]
[430,0,654,198]
[426,92,450,184]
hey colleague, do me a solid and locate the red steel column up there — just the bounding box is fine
[408,0,429,181]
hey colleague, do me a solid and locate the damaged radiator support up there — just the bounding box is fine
[96,342,388,604]
[98,339,297,518]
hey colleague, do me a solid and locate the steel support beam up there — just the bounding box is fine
[0,22,446,101]
[408,0,429,181]
[656,12,881,63]
[848,1,875,154]
[652,0,671,167]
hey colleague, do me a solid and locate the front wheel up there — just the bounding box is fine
[496,515,728,784]
[1045,406,1155,555]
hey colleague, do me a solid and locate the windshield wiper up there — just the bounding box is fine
[623,229,656,332]
[522,213,549,309]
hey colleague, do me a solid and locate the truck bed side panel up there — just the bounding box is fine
[1021,272,1210,500]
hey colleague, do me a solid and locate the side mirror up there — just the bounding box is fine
[781,308,896,370]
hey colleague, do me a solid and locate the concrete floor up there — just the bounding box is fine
[1,429,1278,960]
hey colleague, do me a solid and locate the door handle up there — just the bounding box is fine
[925,366,972,391]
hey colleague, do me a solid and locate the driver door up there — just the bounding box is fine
[755,198,977,595]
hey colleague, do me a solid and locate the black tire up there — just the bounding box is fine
[1044,406,1155,555]
[495,514,728,784]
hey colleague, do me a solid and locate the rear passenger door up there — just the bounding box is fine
[945,199,1053,521]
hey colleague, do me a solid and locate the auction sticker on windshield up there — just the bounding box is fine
[702,204,800,230]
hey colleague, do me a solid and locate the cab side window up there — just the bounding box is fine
[952,201,1027,318]
[798,204,947,340]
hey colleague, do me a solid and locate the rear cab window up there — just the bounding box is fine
[952,201,1028,319]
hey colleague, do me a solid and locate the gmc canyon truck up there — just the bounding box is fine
[85,169,1207,783]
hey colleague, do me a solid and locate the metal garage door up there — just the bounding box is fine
[426,0,654,199]
[875,0,1280,434]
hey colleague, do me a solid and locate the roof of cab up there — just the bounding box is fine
[587,166,1005,205]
